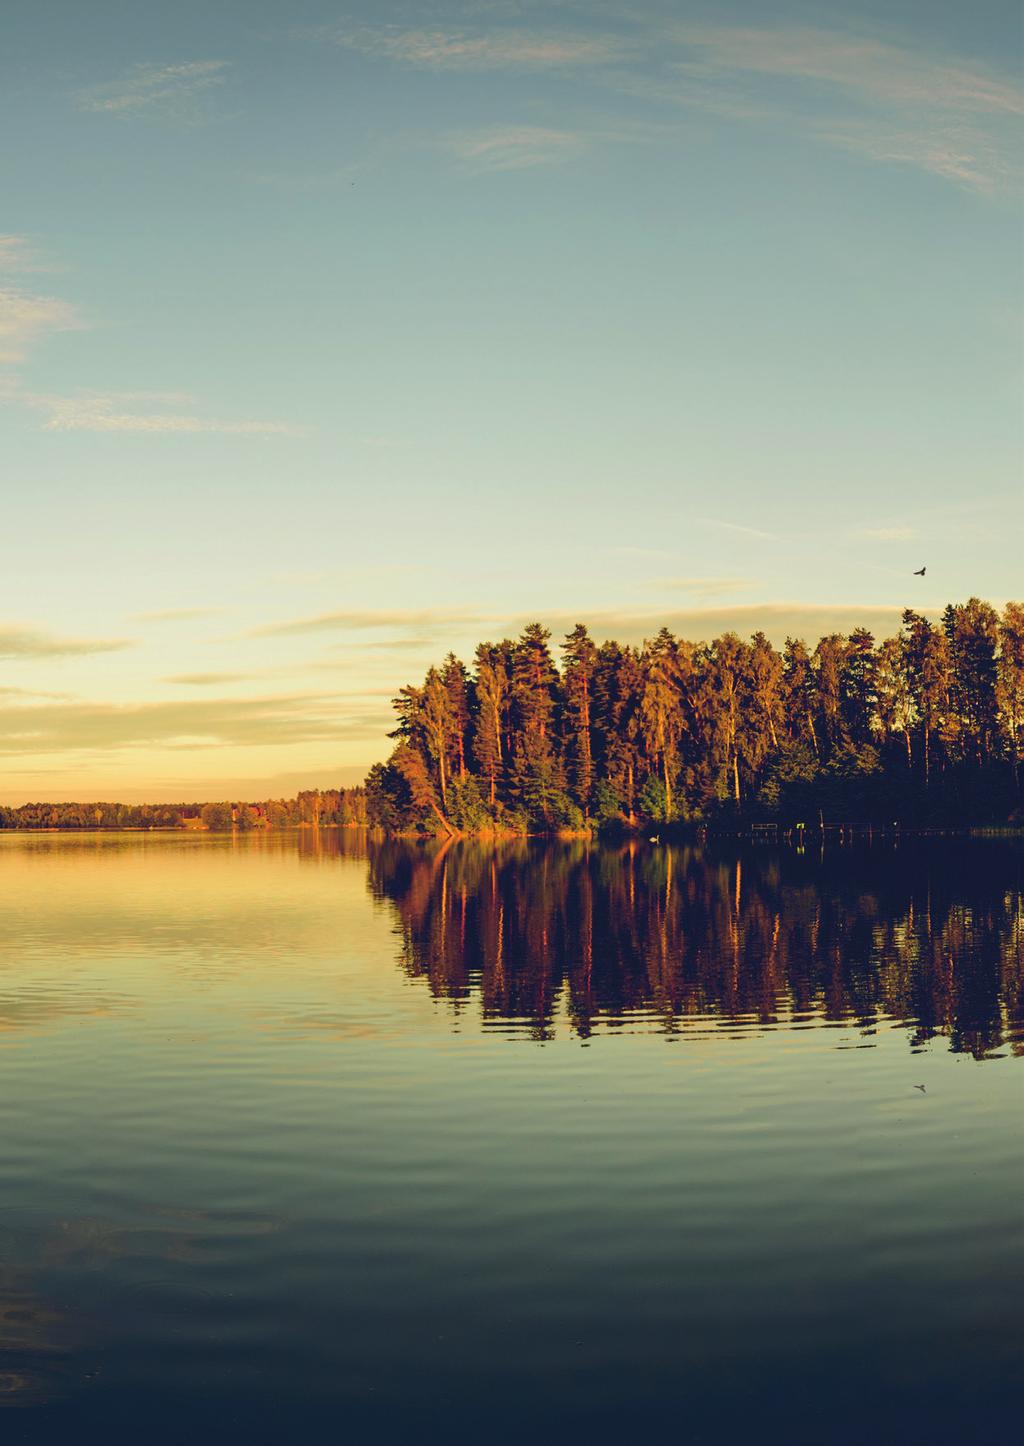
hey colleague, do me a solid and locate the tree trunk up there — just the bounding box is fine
[430,800,455,838]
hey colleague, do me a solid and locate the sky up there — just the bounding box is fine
[1,0,1021,803]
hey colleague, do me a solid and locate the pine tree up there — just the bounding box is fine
[997,601,1024,788]
[782,638,818,756]
[639,628,686,820]
[840,628,877,745]
[441,654,472,781]
[421,668,454,811]
[901,611,949,786]
[749,631,784,752]
[944,599,1000,766]
[561,624,598,817]
[472,643,508,809]
[593,642,643,823]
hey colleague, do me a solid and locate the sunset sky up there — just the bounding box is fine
[2,0,1021,802]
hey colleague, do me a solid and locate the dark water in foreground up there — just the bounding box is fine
[0,831,1021,1444]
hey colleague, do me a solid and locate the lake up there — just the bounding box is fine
[1,830,1021,1443]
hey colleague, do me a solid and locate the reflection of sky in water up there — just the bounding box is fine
[0,833,1021,1441]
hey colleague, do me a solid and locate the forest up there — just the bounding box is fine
[0,788,367,832]
[364,599,1024,833]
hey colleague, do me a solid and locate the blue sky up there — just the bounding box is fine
[1,0,1021,801]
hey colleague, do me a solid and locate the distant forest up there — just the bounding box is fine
[365,599,1024,833]
[0,789,367,832]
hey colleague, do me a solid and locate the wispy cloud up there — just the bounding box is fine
[249,608,492,639]
[817,120,1012,194]
[673,26,1024,117]
[0,692,390,755]
[345,637,453,653]
[0,685,74,700]
[0,235,58,274]
[164,672,258,686]
[77,60,230,118]
[0,289,80,364]
[449,126,584,171]
[22,390,295,436]
[668,23,1022,193]
[853,526,918,542]
[698,517,779,541]
[314,16,1020,192]
[0,625,130,660]
[135,607,222,623]
[333,27,630,71]
[1,241,291,434]
[647,576,756,598]
[0,234,79,364]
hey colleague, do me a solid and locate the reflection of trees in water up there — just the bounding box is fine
[365,837,1024,1055]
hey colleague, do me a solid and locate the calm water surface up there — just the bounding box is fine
[0,831,1021,1443]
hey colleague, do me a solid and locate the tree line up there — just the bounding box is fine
[365,599,1024,833]
[0,788,368,831]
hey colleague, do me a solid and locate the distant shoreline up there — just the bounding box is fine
[2,822,1021,841]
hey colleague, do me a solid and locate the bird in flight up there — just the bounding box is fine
[913,1084,927,1093]
[913,566,926,576]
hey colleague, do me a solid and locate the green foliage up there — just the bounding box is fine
[591,779,624,825]
[365,761,410,832]
[200,801,234,831]
[447,775,492,832]
[497,806,531,835]
[757,742,820,818]
[636,774,666,822]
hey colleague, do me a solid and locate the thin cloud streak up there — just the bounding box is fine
[77,60,230,117]
[1,242,292,433]
[667,23,1022,192]
[0,289,80,365]
[0,686,74,700]
[323,16,1020,191]
[39,392,295,435]
[0,625,131,660]
[164,673,257,687]
[854,526,918,542]
[333,27,631,71]
[698,517,779,541]
[672,25,1024,117]
[0,235,58,274]
[249,608,494,638]
[817,120,1013,194]
[450,126,585,172]
[0,692,391,756]
[646,576,756,598]
[136,607,222,623]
